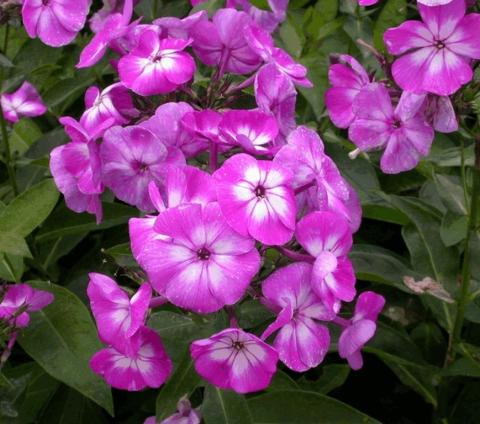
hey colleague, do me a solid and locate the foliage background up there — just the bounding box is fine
[1,0,480,423]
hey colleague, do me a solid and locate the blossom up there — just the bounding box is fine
[90,0,139,33]
[154,11,207,40]
[219,109,279,155]
[22,0,90,47]
[1,81,47,123]
[180,109,223,156]
[384,0,480,96]
[226,0,288,32]
[87,273,152,348]
[295,211,356,311]
[214,153,296,245]
[261,262,332,372]
[421,94,458,133]
[144,397,201,424]
[118,30,195,96]
[244,25,311,87]
[349,83,434,174]
[80,83,138,135]
[324,54,370,129]
[190,328,278,393]
[90,326,172,391]
[274,126,361,231]
[191,8,261,75]
[0,283,54,328]
[139,202,260,313]
[338,291,385,370]
[77,0,134,68]
[100,125,185,211]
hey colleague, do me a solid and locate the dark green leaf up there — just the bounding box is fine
[202,385,253,424]
[249,0,271,11]
[10,119,42,156]
[298,364,350,394]
[373,0,407,52]
[440,212,468,247]
[0,232,31,258]
[103,243,137,268]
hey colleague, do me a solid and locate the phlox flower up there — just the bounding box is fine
[22,0,89,47]
[90,0,139,33]
[419,93,458,133]
[181,109,223,155]
[144,397,201,424]
[190,328,278,393]
[191,8,261,75]
[214,153,296,245]
[80,83,138,135]
[244,25,312,87]
[226,0,288,32]
[384,0,480,96]
[324,54,370,129]
[154,11,207,40]
[338,291,385,370]
[118,30,196,96]
[274,126,361,232]
[296,211,356,312]
[0,283,54,328]
[139,202,260,313]
[100,125,185,211]
[349,83,434,174]
[1,81,47,123]
[219,109,279,155]
[87,273,152,349]
[261,262,332,372]
[90,326,172,391]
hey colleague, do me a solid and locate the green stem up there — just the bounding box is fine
[3,25,9,54]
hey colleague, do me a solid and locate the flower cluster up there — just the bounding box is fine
[326,0,479,174]
[43,0,388,396]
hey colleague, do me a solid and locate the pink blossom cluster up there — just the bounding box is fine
[325,0,479,174]
[42,0,388,396]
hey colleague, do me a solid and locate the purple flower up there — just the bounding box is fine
[349,83,434,174]
[80,83,138,135]
[87,273,152,349]
[214,153,296,246]
[154,10,207,40]
[226,0,288,32]
[0,283,54,328]
[338,291,385,370]
[139,203,260,313]
[190,328,278,393]
[90,326,172,391]
[90,0,139,33]
[245,25,311,87]
[1,81,47,123]
[191,8,261,75]
[145,397,201,424]
[22,0,90,47]
[324,54,370,129]
[296,211,356,312]
[181,109,223,155]
[261,262,332,372]
[100,125,185,211]
[118,30,196,96]
[422,93,458,133]
[219,109,279,155]
[384,0,480,95]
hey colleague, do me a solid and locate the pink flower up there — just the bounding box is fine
[139,203,260,313]
[338,291,385,370]
[181,109,223,155]
[190,328,278,393]
[90,0,139,33]
[154,11,207,40]
[22,0,90,47]
[261,262,332,372]
[100,125,185,211]
[245,25,312,87]
[219,109,279,155]
[349,83,434,174]
[422,94,458,133]
[80,83,138,135]
[274,126,361,232]
[87,273,152,349]
[325,55,370,129]
[191,9,261,75]
[1,81,47,123]
[226,0,288,32]
[214,153,296,246]
[77,0,134,68]
[417,0,455,4]
[145,397,201,424]
[384,0,480,95]
[90,326,172,391]
[0,283,54,328]
[255,63,297,143]
[118,30,196,96]
[295,211,356,312]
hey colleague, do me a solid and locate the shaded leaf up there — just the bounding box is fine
[202,385,253,424]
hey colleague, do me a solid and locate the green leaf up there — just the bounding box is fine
[298,364,350,394]
[434,174,467,215]
[249,0,271,10]
[0,232,31,258]
[0,53,14,68]
[440,212,468,247]
[373,0,407,52]
[103,243,137,268]
[155,352,201,421]
[17,281,113,415]
[203,385,253,424]
[0,253,25,281]
[0,179,59,238]
[267,370,300,391]
[10,119,42,156]
[315,0,338,21]
[248,390,381,423]
[444,344,480,378]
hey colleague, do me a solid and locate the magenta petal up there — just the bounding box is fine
[384,21,433,55]
[338,319,376,361]
[354,291,385,322]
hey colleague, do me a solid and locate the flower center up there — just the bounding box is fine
[232,341,244,350]
[392,119,402,130]
[42,0,51,5]
[197,247,211,261]
[254,185,266,198]
[435,40,445,49]
[133,160,149,173]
